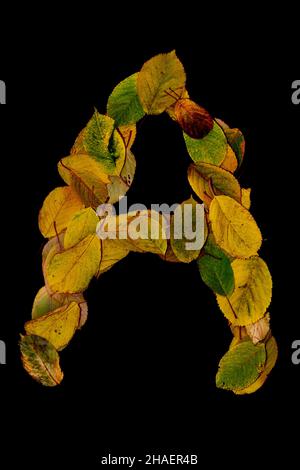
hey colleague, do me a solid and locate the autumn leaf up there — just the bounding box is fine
[97,210,168,255]
[64,208,99,249]
[166,88,189,120]
[159,241,181,263]
[137,50,186,114]
[38,186,84,238]
[107,73,145,126]
[217,256,272,326]
[82,110,125,174]
[197,235,234,296]
[216,339,266,391]
[246,313,270,344]
[58,154,109,209]
[118,124,137,149]
[241,188,251,209]
[32,285,87,329]
[25,302,80,351]
[45,234,101,293]
[20,335,63,387]
[170,197,206,263]
[234,335,278,395]
[209,195,262,258]
[174,99,213,139]
[220,145,238,173]
[96,239,130,277]
[107,150,136,204]
[216,120,245,168]
[184,121,228,166]
[187,162,241,206]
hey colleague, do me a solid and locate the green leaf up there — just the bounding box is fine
[82,111,125,174]
[107,73,145,126]
[197,236,234,296]
[137,50,186,114]
[184,121,227,165]
[216,340,266,391]
[20,335,63,387]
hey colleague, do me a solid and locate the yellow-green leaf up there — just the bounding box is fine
[20,334,63,387]
[209,195,262,258]
[137,50,186,114]
[32,286,86,324]
[188,163,241,206]
[58,154,109,209]
[107,73,145,126]
[82,111,126,174]
[216,119,245,168]
[38,187,84,238]
[25,302,80,351]
[184,121,228,166]
[64,208,99,249]
[170,197,206,263]
[234,335,278,395]
[217,257,272,326]
[45,235,101,293]
[216,339,266,391]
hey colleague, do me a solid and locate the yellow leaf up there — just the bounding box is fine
[118,124,137,149]
[221,145,238,173]
[241,188,251,209]
[97,210,167,255]
[137,50,186,114]
[45,234,101,293]
[188,163,241,206]
[96,239,130,277]
[217,257,272,326]
[58,154,110,209]
[64,208,99,249]
[42,233,65,266]
[38,187,84,238]
[25,302,80,351]
[209,195,262,258]
[70,127,85,154]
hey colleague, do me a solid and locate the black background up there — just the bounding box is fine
[0,12,299,467]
